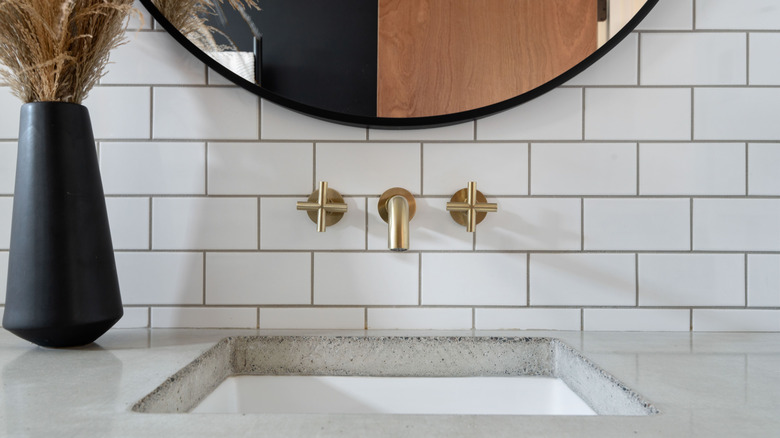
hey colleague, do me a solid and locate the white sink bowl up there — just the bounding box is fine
[133,336,656,416]
[192,375,596,415]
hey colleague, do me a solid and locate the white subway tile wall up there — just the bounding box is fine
[0,0,777,331]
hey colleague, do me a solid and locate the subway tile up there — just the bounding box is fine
[476,198,581,251]
[585,88,691,140]
[368,308,472,330]
[114,307,149,329]
[641,33,746,85]
[152,307,257,328]
[0,197,12,249]
[694,88,780,141]
[584,199,690,250]
[367,197,472,251]
[475,308,581,331]
[696,0,780,30]
[476,88,583,141]
[152,198,258,250]
[261,100,366,141]
[260,308,364,330]
[750,34,780,85]
[0,88,20,138]
[206,253,310,305]
[260,197,366,250]
[153,87,258,139]
[316,143,420,195]
[0,142,16,194]
[530,254,636,306]
[105,197,150,250]
[693,310,780,332]
[207,68,235,86]
[101,142,205,195]
[584,309,690,331]
[566,34,638,86]
[747,255,780,307]
[531,143,636,195]
[694,199,780,251]
[368,122,474,141]
[639,254,744,306]
[115,252,203,305]
[83,87,151,139]
[423,143,528,196]
[635,0,693,30]
[207,142,313,195]
[314,253,418,305]
[640,143,746,195]
[422,253,526,306]
[0,252,7,304]
[748,143,780,195]
[102,32,205,84]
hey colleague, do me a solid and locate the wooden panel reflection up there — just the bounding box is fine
[377,0,598,118]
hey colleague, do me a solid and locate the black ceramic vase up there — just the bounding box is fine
[2,102,123,348]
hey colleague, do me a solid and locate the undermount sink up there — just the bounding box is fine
[132,336,657,416]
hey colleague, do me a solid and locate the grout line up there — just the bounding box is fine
[635,253,640,307]
[689,308,693,332]
[257,307,261,329]
[526,254,531,306]
[472,308,476,330]
[364,308,368,330]
[637,32,642,85]
[312,143,317,188]
[692,0,697,30]
[580,308,584,331]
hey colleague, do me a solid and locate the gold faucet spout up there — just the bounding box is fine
[378,188,416,252]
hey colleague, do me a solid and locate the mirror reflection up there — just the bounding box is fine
[146,0,650,120]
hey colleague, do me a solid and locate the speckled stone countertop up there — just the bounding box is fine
[1,329,779,437]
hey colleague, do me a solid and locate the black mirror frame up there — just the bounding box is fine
[139,0,659,129]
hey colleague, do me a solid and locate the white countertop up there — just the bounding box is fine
[1,329,779,437]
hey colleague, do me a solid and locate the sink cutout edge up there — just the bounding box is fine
[131,336,658,416]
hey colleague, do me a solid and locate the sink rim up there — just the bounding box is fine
[131,335,658,416]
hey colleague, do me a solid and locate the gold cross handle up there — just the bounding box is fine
[446,182,497,232]
[296,181,348,232]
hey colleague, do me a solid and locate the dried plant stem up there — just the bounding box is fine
[152,0,258,52]
[0,0,135,104]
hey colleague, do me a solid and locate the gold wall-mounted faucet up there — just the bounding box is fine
[446,181,497,232]
[377,187,416,251]
[296,181,348,232]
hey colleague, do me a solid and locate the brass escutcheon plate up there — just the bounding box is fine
[449,188,488,226]
[306,189,346,226]
[377,187,417,223]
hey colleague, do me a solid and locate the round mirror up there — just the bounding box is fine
[140,0,658,128]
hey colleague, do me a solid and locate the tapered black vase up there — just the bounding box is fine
[2,102,122,348]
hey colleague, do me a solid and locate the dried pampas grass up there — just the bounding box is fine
[153,0,258,52]
[0,0,136,104]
